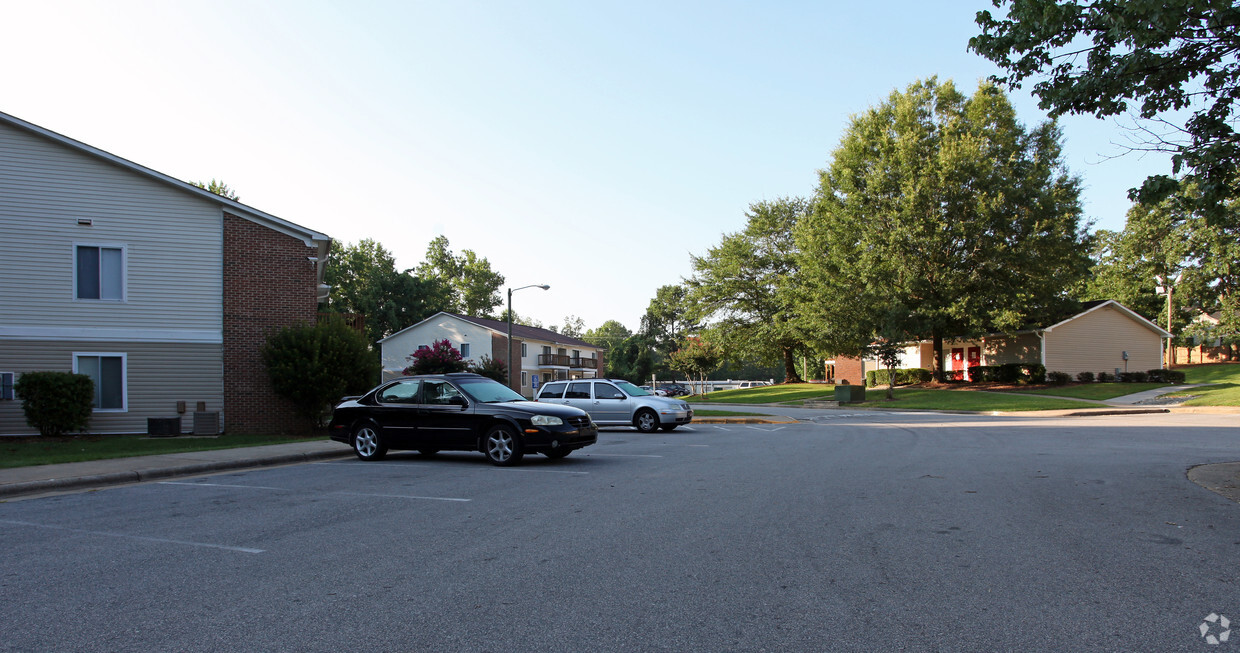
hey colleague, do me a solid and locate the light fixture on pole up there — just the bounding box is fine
[1155,272,1182,368]
[507,284,550,391]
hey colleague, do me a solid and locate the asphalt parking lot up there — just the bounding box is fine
[3,412,1239,651]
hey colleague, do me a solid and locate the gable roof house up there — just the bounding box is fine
[379,312,605,396]
[834,300,1171,382]
[0,111,330,435]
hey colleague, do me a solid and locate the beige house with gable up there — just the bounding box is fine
[840,300,1171,381]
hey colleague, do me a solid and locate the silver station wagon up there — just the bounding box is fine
[536,378,693,432]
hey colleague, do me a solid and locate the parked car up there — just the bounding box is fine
[536,378,693,432]
[736,381,771,389]
[657,383,689,396]
[639,385,669,396]
[328,373,597,466]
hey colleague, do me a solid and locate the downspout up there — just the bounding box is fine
[1038,329,1047,368]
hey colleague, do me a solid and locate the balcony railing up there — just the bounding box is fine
[537,354,598,369]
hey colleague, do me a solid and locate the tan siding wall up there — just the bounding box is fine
[1043,306,1163,376]
[0,341,223,435]
[982,333,1042,366]
[0,122,224,332]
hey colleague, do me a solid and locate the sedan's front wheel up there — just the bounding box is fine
[353,424,387,461]
[484,425,524,466]
[634,409,659,433]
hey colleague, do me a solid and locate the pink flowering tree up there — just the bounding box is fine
[403,339,468,375]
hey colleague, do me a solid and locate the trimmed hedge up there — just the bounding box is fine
[1097,371,1114,382]
[970,363,1046,384]
[865,368,933,387]
[1118,371,1149,383]
[1145,369,1187,384]
[12,371,94,437]
[1075,371,1095,383]
[1046,371,1072,385]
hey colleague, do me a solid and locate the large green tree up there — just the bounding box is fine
[684,197,812,383]
[970,0,1240,214]
[640,285,696,357]
[416,236,505,318]
[324,239,452,343]
[797,78,1091,378]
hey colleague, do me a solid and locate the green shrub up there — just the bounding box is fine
[1146,369,1187,384]
[866,368,932,387]
[264,318,380,426]
[468,354,508,384]
[1021,364,1047,384]
[996,364,1023,384]
[1075,371,1095,383]
[13,371,94,437]
[1046,371,1072,385]
[1118,371,1148,383]
[1096,371,1114,382]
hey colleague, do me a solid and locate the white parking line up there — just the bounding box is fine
[160,481,284,490]
[583,453,664,458]
[744,426,786,432]
[496,468,590,475]
[0,519,264,554]
[333,491,470,502]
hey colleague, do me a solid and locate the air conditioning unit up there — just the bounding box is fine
[193,411,220,435]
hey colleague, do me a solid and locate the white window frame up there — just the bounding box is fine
[73,352,128,412]
[460,343,471,358]
[0,372,14,400]
[521,371,528,388]
[72,242,128,302]
[521,343,528,357]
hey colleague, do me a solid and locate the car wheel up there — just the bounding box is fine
[483,425,524,466]
[353,424,387,461]
[544,448,571,459]
[660,425,678,432]
[634,409,659,433]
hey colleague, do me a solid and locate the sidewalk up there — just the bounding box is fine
[0,439,351,500]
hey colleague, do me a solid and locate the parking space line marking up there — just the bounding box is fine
[744,426,786,432]
[584,453,664,458]
[496,468,590,475]
[333,491,470,502]
[0,519,264,554]
[160,481,284,490]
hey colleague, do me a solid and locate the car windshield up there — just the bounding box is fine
[457,377,527,403]
[615,380,651,396]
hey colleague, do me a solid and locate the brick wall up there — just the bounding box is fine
[223,213,320,433]
[832,356,865,386]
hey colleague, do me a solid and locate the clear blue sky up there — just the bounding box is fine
[2,1,1170,332]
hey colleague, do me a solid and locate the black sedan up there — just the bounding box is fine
[328,373,597,466]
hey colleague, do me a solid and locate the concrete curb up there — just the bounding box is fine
[0,448,352,500]
[692,417,800,425]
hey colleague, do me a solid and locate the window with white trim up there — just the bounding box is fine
[74,244,126,301]
[74,353,127,411]
[521,343,527,357]
[521,371,528,387]
[0,372,14,400]
[461,343,471,358]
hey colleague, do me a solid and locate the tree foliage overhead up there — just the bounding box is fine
[970,0,1240,213]
[684,197,811,383]
[324,239,452,343]
[191,179,240,201]
[641,285,696,356]
[416,236,506,318]
[797,78,1091,377]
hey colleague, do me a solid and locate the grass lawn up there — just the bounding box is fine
[1174,362,1240,406]
[853,387,1102,411]
[1012,382,1167,401]
[688,383,834,405]
[0,433,325,469]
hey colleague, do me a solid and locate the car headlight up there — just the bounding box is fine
[531,415,563,426]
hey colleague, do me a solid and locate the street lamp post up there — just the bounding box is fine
[507,284,550,392]
[1156,272,1182,368]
